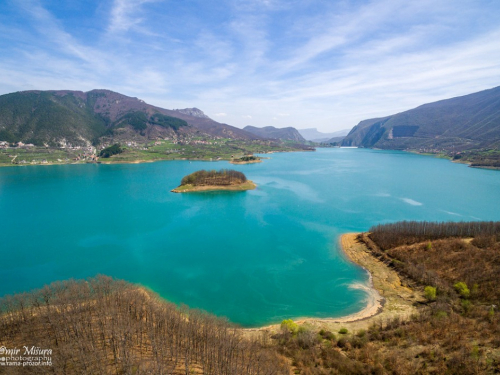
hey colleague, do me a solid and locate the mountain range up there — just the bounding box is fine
[342,86,500,151]
[2,86,500,158]
[243,125,305,142]
[0,90,261,147]
[298,128,351,142]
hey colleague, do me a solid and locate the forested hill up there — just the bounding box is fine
[342,86,500,152]
[0,90,260,147]
[243,125,306,142]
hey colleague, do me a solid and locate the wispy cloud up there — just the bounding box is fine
[0,0,499,131]
[108,0,161,33]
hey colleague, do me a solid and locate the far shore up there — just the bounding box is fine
[0,147,310,168]
[406,150,500,170]
[98,159,157,165]
[229,159,262,165]
[171,180,257,193]
[245,233,423,334]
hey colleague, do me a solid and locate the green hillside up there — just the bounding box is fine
[0,91,108,146]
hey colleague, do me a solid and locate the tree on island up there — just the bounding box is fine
[180,169,247,186]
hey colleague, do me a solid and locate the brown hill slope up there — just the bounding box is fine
[0,275,290,374]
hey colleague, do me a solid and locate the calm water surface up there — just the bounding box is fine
[1,148,499,327]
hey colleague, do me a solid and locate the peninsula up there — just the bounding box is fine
[171,169,256,193]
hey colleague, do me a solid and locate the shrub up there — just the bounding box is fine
[356,329,366,338]
[454,282,470,298]
[336,337,350,350]
[338,328,348,334]
[424,286,437,301]
[488,306,496,323]
[351,336,367,349]
[280,319,299,335]
[435,311,448,319]
[319,330,335,341]
[296,329,318,349]
[471,283,479,298]
[461,299,472,313]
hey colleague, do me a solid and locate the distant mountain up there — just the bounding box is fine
[323,136,346,144]
[243,125,305,142]
[173,107,210,119]
[0,90,259,146]
[342,86,500,151]
[298,128,351,142]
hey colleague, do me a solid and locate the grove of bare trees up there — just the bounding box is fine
[180,170,247,186]
[369,220,500,249]
[0,276,289,375]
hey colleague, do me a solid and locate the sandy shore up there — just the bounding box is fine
[245,233,423,333]
[171,180,257,193]
[229,159,262,164]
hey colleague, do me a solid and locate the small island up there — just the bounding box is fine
[230,155,262,164]
[171,169,256,193]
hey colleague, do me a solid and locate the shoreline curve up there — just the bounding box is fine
[246,233,422,332]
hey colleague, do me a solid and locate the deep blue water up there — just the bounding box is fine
[1,148,499,327]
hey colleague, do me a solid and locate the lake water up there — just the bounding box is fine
[1,148,500,327]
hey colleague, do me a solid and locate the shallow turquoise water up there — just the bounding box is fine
[1,148,500,327]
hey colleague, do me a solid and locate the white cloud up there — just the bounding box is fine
[108,0,160,33]
[1,0,499,132]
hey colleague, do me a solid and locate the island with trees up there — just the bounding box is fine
[171,169,256,193]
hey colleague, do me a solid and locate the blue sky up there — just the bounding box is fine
[1,0,499,131]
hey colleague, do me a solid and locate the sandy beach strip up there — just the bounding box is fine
[246,233,423,333]
[171,180,256,193]
[229,159,262,164]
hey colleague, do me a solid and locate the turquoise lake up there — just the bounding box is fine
[1,148,500,327]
